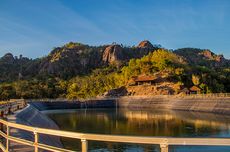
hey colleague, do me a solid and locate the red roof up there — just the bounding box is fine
[190,86,201,91]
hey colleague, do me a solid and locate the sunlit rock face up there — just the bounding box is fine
[137,40,154,49]
[102,40,158,66]
[102,44,124,65]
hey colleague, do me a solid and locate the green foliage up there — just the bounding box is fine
[0,84,16,100]
[0,48,229,100]
[149,49,185,70]
[120,49,186,83]
[66,68,123,99]
[192,75,200,86]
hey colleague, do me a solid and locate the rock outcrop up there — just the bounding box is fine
[39,43,104,78]
[102,44,124,65]
[174,48,230,68]
[0,41,160,80]
[137,40,154,49]
[1,41,229,81]
[102,40,157,66]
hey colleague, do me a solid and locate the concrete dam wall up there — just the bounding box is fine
[28,96,230,115]
[28,99,116,110]
[117,96,230,115]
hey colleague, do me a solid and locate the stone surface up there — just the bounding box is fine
[137,40,154,49]
[102,44,124,64]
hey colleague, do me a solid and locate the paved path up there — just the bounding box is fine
[7,111,35,152]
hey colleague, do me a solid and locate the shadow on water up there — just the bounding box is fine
[44,108,230,152]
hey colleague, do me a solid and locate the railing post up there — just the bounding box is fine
[81,139,88,152]
[34,130,39,152]
[160,144,168,152]
[6,125,10,152]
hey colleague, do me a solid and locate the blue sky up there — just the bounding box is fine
[0,0,230,58]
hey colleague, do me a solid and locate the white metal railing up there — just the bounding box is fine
[0,119,230,152]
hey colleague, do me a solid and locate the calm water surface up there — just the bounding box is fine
[45,108,230,152]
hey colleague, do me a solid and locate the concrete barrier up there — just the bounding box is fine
[13,104,63,148]
[117,96,230,115]
[28,96,230,115]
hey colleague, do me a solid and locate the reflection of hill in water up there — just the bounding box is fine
[118,109,230,137]
[46,108,230,137]
[122,109,230,129]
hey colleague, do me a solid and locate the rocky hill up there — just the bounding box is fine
[0,40,229,99]
[0,40,159,81]
[0,53,40,82]
[38,43,104,79]
[1,41,229,82]
[174,48,230,68]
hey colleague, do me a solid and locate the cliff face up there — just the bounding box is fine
[102,44,124,65]
[102,40,157,66]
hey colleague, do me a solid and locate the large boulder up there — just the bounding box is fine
[102,44,124,65]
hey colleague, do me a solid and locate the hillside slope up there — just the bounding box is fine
[0,40,229,99]
[0,40,159,81]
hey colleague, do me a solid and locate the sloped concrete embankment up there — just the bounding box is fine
[10,99,116,149]
[117,96,230,115]
[169,97,230,115]
[117,96,169,109]
[28,99,116,111]
[12,104,63,148]
[29,97,230,115]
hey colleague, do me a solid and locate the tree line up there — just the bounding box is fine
[0,49,229,100]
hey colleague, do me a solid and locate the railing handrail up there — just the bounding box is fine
[0,99,230,152]
[0,118,230,152]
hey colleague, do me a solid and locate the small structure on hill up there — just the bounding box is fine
[128,75,156,86]
[189,86,201,94]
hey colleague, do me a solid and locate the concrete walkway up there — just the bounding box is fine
[7,113,35,152]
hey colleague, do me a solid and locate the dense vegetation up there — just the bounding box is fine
[0,41,229,100]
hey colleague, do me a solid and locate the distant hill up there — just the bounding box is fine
[174,48,230,68]
[0,40,159,81]
[0,40,229,99]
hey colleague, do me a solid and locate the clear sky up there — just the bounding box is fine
[0,0,230,59]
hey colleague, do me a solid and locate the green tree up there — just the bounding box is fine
[192,74,200,86]
[0,84,16,100]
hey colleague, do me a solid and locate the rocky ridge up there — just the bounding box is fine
[0,41,229,82]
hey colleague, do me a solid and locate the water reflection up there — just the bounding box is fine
[45,109,230,151]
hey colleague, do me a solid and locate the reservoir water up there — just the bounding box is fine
[45,108,230,152]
